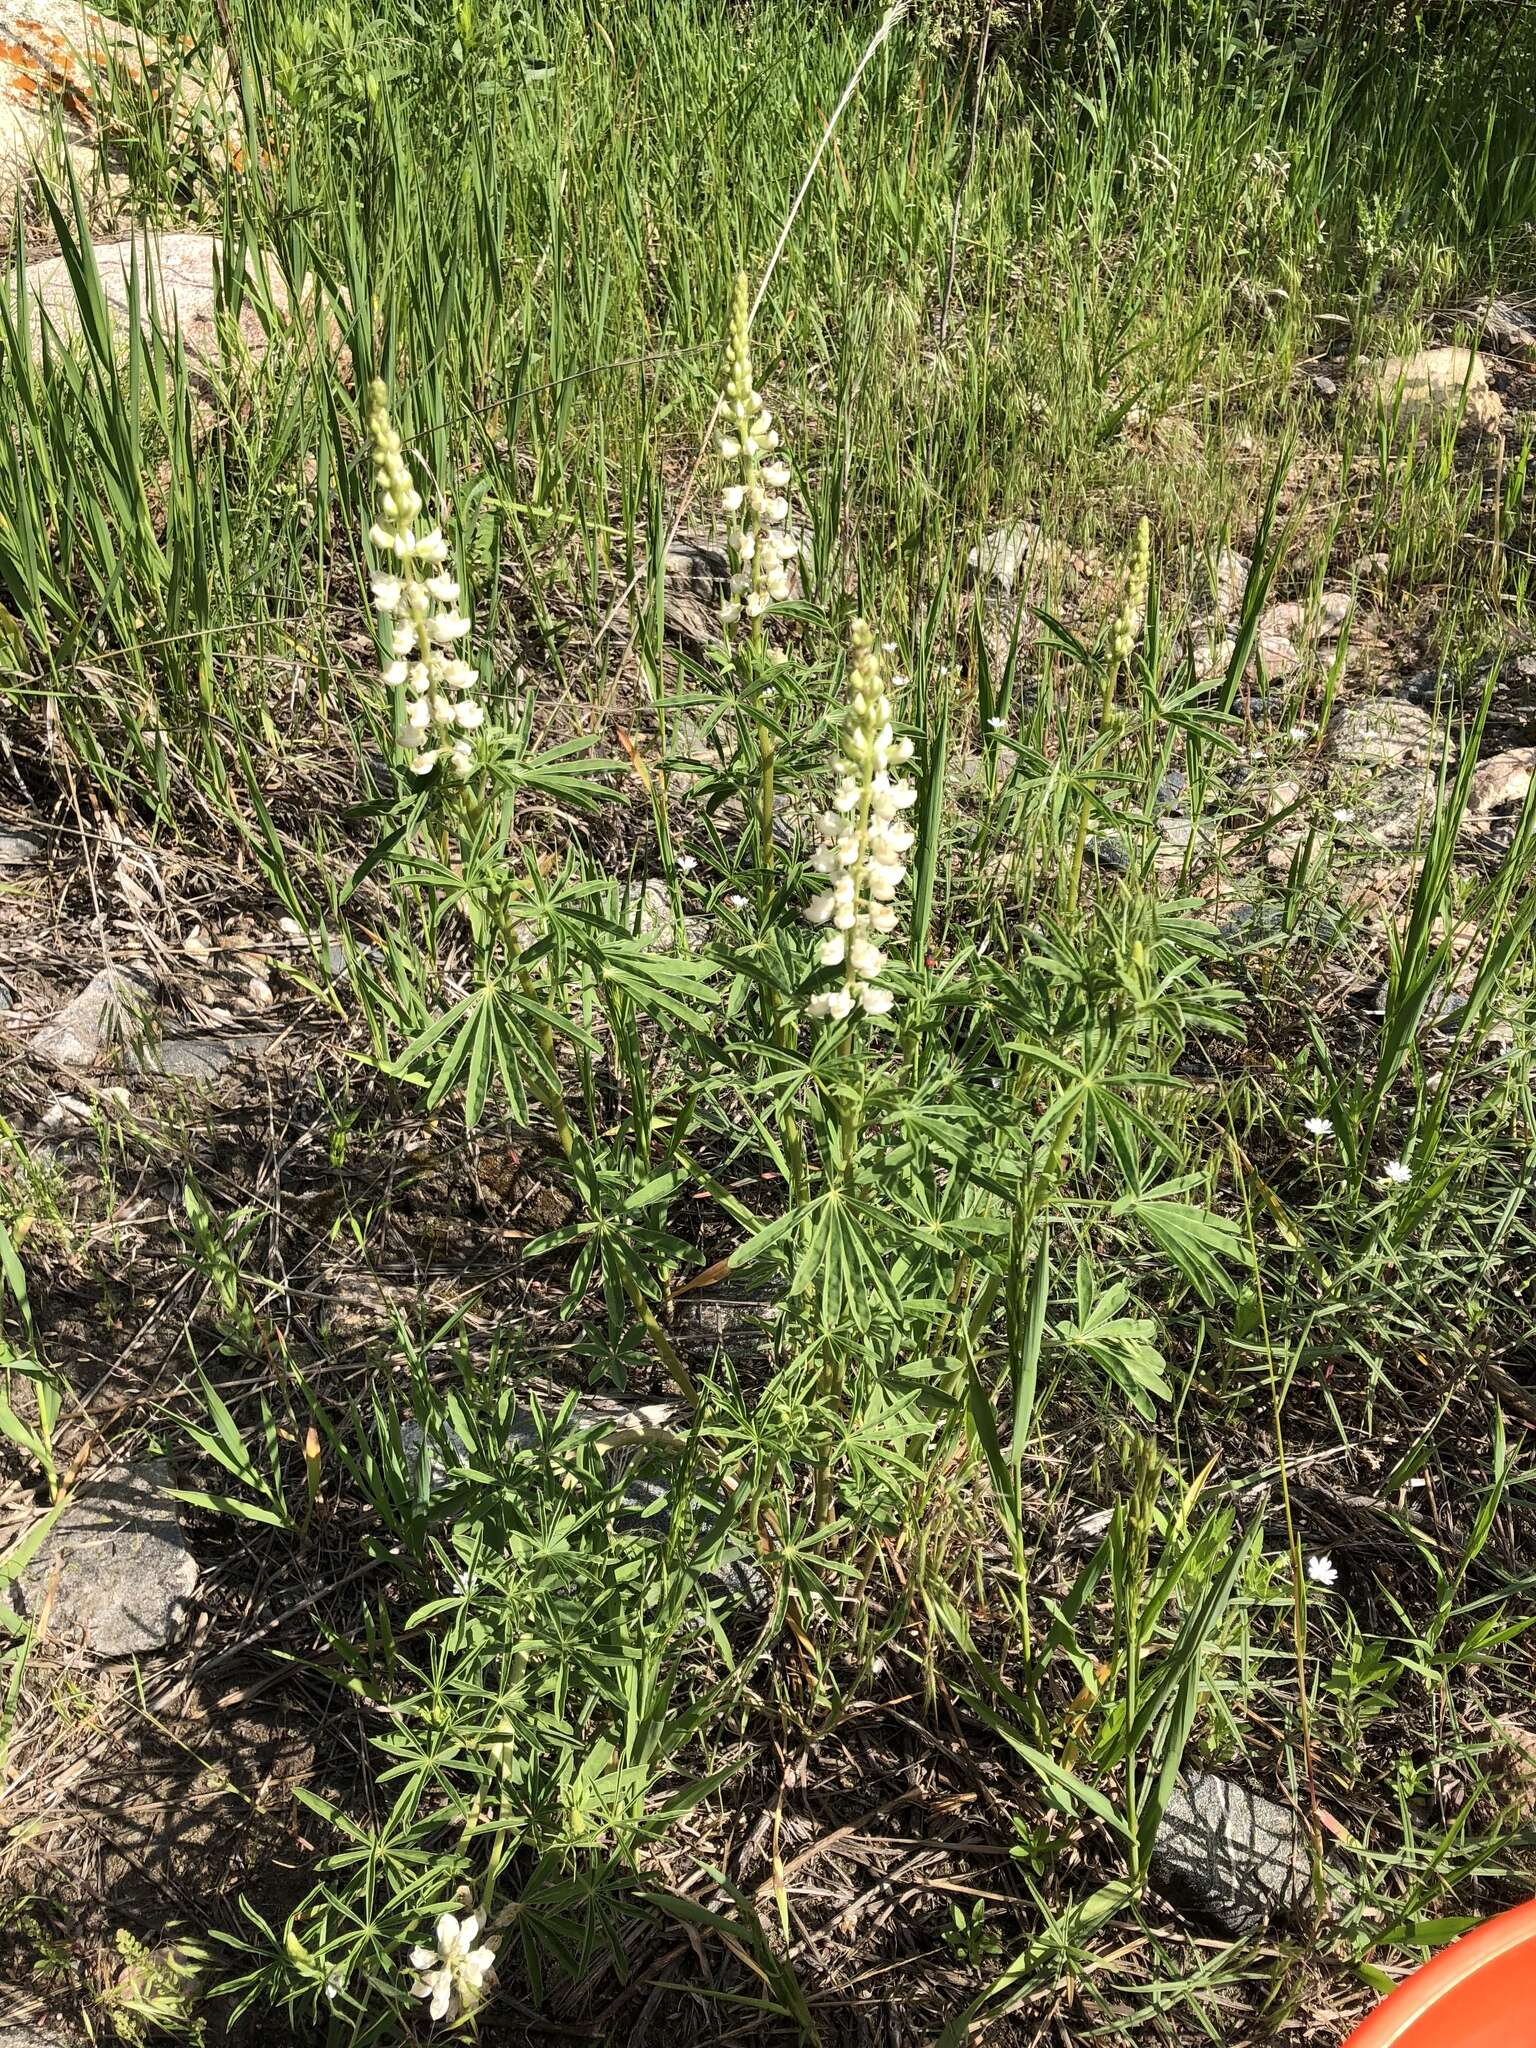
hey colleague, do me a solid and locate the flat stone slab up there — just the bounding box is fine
[1151,1770,1313,1934]
[24,230,290,370]
[17,1459,198,1658]
[1327,698,1444,771]
[132,1032,274,1083]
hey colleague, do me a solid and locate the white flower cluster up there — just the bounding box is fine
[804,619,917,1023]
[365,379,483,780]
[718,271,795,629]
[408,1910,495,2022]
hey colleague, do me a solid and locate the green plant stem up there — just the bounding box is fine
[516,962,701,1407]
[1063,656,1122,915]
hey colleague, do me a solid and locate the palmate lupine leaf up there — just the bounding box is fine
[1111,1186,1242,1302]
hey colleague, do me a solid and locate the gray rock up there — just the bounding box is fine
[1308,371,1339,400]
[1259,592,1352,645]
[1151,1770,1314,1934]
[1399,668,1446,706]
[132,1033,273,1083]
[663,533,730,591]
[1460,745,1536,855]
[0,828,45,865]
[1083,831,1131,873]
[1327,698,1443,771]
[674,1287,780,1362]
[1474,296,1536,358]
[1466,745,1534,819]
[967,519,1066,597]
[0,976,11,1013]
[0,2028,74,2047]
[1219,901,1342,950]
[17,1461,199,1658]
[1199,549,1250,621]
[25,232,292,373]
[29,965,153,1068]
[632,877,709,951]
[1364,346,1504,435]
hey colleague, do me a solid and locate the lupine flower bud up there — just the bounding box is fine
[1109,514,1151,667]
[804,620,917,1024]
[365,380,486,781]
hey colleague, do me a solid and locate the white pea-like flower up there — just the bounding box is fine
[365,381,487,782]
[803,620,915,1026]
[408,1911,496,2023]
[716,272,799,635]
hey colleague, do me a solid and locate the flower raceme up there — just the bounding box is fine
[1108,514,1151,668]
[804,620,917,1023]
[408,1910,496,2022]
[365,380,483,781]
[717,271,796,630]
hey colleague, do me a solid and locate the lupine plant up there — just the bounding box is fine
[161,264,1279,2039]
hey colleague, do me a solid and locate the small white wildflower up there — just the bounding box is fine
[1289,723,1313,742]
[1302,1115,1333,1137]
[1381,1158,1412,1186]
[986,716,1005,731]
[365,381,486,783]
[726,892,749,910]
[675,854,698,874]
[1306,1553,1338,1588]
[1331,806,1356,823]
[408,1912,496,2024]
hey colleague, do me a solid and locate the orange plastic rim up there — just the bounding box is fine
[1343,1900,1536,2047]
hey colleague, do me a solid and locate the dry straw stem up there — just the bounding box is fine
[594,2,910,661]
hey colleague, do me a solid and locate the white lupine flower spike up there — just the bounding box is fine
[804,619,916,1026]
[408,1910,496,2023]
[365,381,485,783]
[717,271,796,635]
